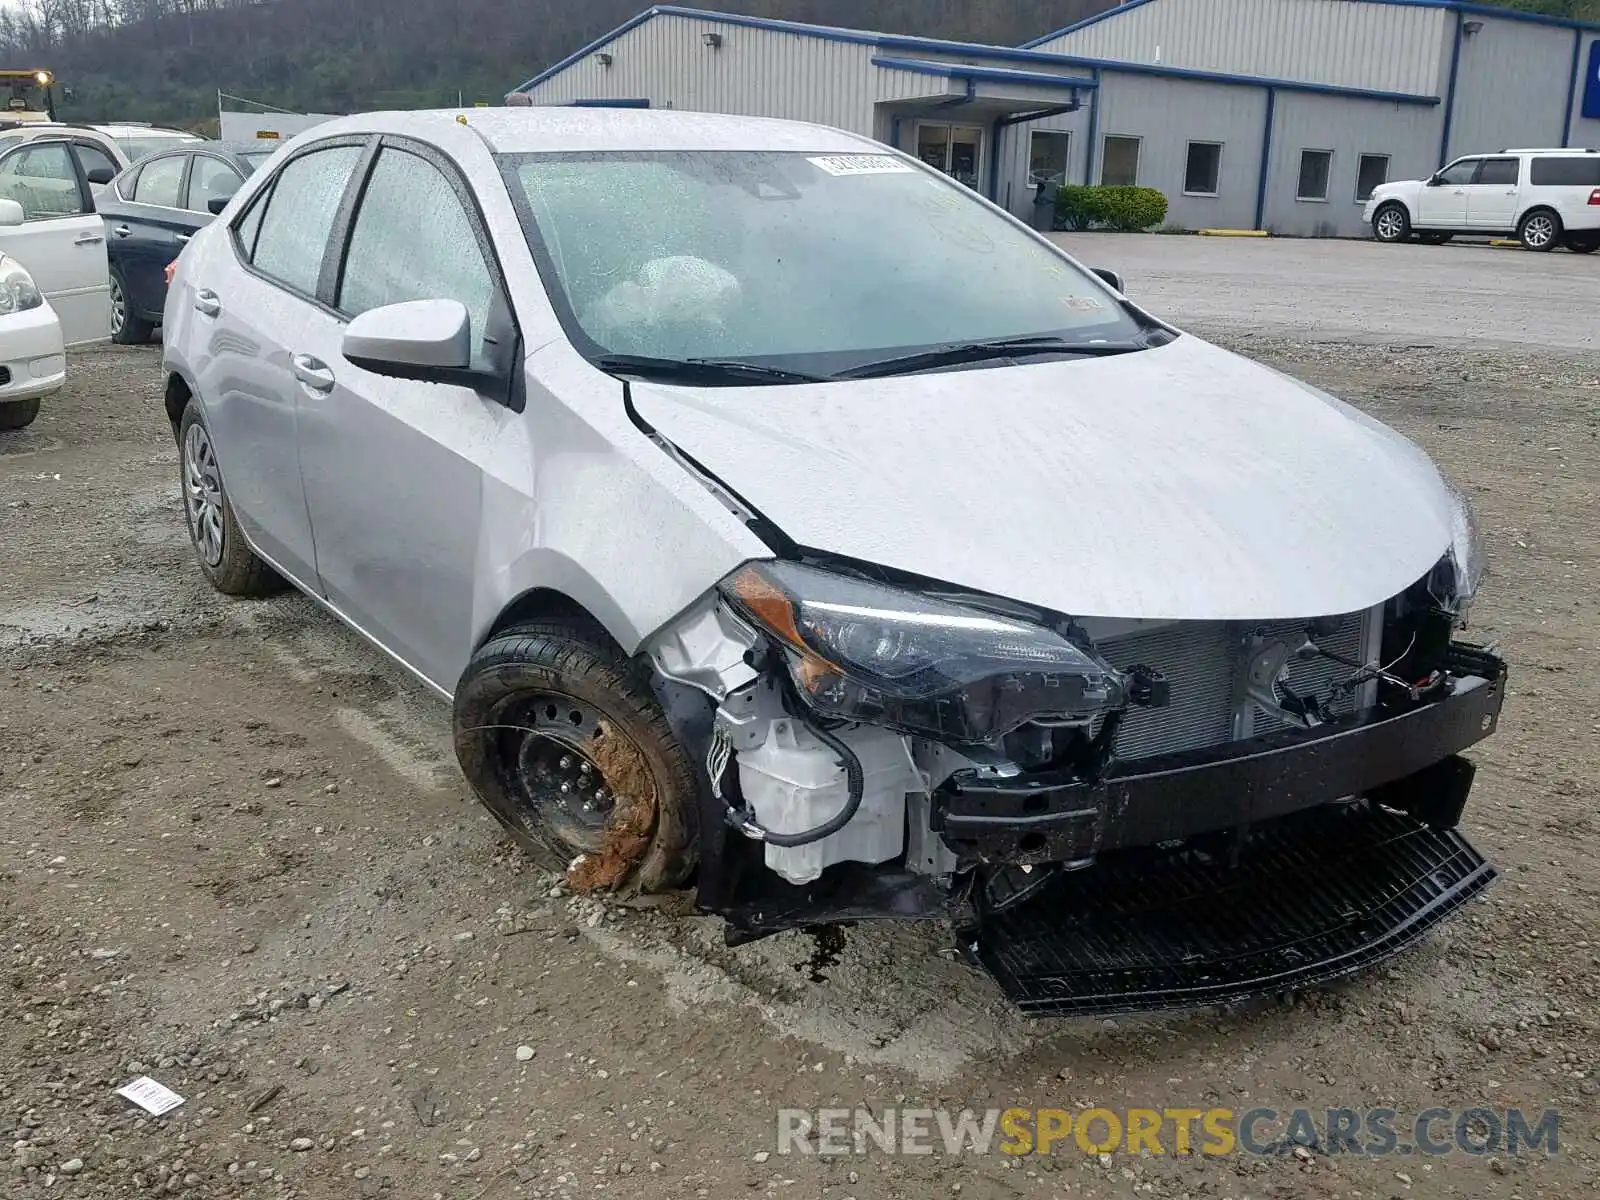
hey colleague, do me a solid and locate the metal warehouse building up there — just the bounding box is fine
[507,0,1600,237]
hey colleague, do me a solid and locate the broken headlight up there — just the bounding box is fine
[719,561,1126,744]
[1429,484,1485,619]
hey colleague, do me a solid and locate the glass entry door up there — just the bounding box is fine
[915,122,983,189]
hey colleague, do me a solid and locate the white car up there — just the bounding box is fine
[0,200,64,430]
[90,124,204,164]
[161,108,1506,1015]
[1365,147,1600,252]
[0,134,111,350]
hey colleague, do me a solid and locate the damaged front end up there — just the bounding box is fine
[643,550,1505,1017]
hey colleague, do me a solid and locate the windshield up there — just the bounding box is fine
[500,149,1147,376]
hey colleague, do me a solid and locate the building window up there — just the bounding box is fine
[1184,141,1222,196]
[1100,135,1140,187]
[915,122,983,190]
[1029,130,1071,189]
[1355,153,1389,202]
[1296,149,1333,202]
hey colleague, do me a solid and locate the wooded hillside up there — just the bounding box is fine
[1,0,1594,128]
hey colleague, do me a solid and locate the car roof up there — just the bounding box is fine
[93,124,201,137]
[303,107,877,155]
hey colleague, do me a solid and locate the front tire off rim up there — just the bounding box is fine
[183,422,225,567]
[1523,213,1556,249]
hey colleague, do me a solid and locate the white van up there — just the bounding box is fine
[1364,147,1600,253]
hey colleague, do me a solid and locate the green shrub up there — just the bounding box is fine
[1054,184,1169,233]
[1054,184,1106,231]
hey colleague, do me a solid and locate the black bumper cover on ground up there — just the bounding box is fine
[963,803,1497,1016]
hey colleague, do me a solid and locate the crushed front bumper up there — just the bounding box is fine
[941,645,1506,1014]
[934,650,1505,866]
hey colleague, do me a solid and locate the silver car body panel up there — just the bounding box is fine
[629,335,1457,622]
[163,106,1459,701]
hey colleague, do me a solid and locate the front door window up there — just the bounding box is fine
[916,122,982,189]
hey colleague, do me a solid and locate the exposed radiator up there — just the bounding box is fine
[1096,612,1371,762]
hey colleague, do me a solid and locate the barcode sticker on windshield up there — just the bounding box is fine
[808,154,915,177]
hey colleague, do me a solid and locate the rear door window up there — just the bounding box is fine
[246,144,363,297]
[1530,156,1600,186]
[133,155,186,208]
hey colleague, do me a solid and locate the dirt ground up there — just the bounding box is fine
[2,282,1598,1199]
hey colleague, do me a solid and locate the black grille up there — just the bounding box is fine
[965,804,1496,1016]
[0,366,11,385]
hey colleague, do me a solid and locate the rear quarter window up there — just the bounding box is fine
[1530,157,1600,187]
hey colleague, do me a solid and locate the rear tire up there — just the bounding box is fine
[1517,208,1562,252]
[109,266,155,345]
[1565,236,1598,254]
[1372,203,1410,243]
[176,402,282,596]
[0,398,39,430]
[453,616,698,894]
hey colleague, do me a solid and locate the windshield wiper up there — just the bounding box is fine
[592,353,827,386]
[834,335,1155,380]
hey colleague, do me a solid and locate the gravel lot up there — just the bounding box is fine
[2,237,1598,1200]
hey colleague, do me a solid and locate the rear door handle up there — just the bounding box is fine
[75,232,104,245]
[291,353,336,393]
[194,289,221,317]
[111,224,132,238]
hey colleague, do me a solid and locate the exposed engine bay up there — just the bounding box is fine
[639,549,1505,1015]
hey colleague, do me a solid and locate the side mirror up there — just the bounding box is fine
[0,197,22,227]
[1425,174,1441,187]
[207,196,230,215]
[1091,267,1125,293]
[86,166,114,186]
[342,298,474,383]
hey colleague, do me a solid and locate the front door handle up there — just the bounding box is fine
[75,232,104,245]
[111,224,132,238]
[291,353,336,393]
[194,289,221,317]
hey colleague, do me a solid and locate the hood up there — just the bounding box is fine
[629,335,1457,621]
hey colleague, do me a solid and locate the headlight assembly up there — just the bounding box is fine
[1429,484,1485,618]
[719,560,1126,744]
[0,258,42,316]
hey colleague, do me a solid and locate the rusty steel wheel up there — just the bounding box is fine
[452,616,698,894]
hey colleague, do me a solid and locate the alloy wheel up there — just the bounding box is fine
[182,422,225,567]
[1375,209,1405,241]
[1522,214,1556,249]
[109,276,126,338]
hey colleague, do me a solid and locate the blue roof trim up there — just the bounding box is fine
[1023,0,1160,47]
[871,56,1098,90]
[1023,0,1600,49]
[512,4,1439,105]
[513,8,659,93]
[1057,54,1440,104]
